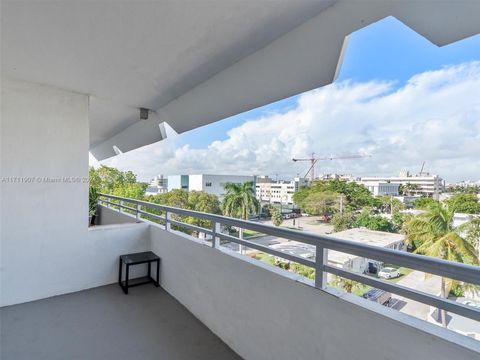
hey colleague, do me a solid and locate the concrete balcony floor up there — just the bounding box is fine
[1,284,242,360]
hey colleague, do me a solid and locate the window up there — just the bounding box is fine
[205,182,212,187]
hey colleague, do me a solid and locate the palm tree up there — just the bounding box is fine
[222,181,260,253]
[458,216,480,260]
[404,202,478,327]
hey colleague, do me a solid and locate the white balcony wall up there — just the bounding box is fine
[148,225,480,360]
[0,79,150,306]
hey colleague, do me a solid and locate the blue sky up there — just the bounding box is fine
[102,17,480,183]
[177,16,480,149]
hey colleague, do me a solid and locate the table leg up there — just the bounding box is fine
[155,259,160,287]
[118,257,122,286]
[125,264,129,294]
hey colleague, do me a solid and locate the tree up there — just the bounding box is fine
[89,165,147,198]
[458,217,480,259]
[302,191,340,216]
[271,209,283,227]
[293,179,379,213]
[222,181,260,220]
[445,194,480,214]
[148,189,221,236]
[354,209,396,233]
[331,212,354,232]
[222,181,260,252]
[261,203,275,217]
[378,196,404,214]
[414,197,437,210]
[399,183,421,196]
[404,202,479,327]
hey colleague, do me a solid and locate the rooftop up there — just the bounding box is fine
[328,228,405,265]
[331,228,405,247]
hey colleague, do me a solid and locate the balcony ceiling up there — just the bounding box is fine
[2,0,480,160]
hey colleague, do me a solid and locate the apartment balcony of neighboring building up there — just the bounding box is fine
[2,2,480,360]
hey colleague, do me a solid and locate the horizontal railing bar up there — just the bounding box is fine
[324,265,480,322]
[169,219,214,236]
[119,204,136,212]
[99,199,120,207]
[99,200,135,212]
[137,210,165,221]
[218,233,316,268]
[98,193,480,285]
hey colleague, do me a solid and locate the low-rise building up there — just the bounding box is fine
[145,175,169,195]
[168,175,189,192]
[189,174,255,198]
[359,170,445,199]
[357,180,400,196]
[327,228,406,274]
[167,174,255,198]
[256,176,308,204]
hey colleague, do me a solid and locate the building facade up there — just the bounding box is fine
[357,181,400,196]
[168,175,189,192]
[359,171,445,199]
[189,174,255,198]
[256,176,308,204]
[145,175,169,195]
[167,174,255,198]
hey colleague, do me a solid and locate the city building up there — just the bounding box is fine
[145,175,169,195]
[327,228,406,274]
[2,2,479,360]
[360,170,445,199]
[317,173,355,181]
[189,174,255,198]
[167,175,189,192]
[357,180,400,196]
[256,176,308,204]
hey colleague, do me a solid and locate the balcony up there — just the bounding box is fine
[4,193,479,359]
[2,2,480,359]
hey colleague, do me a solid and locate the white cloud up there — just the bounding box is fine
[95,61,480,183]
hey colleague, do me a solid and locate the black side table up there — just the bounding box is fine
[118,251,160,294]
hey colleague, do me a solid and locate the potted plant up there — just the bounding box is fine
[89,186,99,226]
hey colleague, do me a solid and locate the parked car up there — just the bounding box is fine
[362,288,392,306]
[378,267,401,279]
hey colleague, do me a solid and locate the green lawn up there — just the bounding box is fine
[367,265,413,283]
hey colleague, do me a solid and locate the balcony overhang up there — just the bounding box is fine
[2,0,480,160]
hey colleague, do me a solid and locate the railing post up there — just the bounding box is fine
[212,221,220,248]
[119,200,124,213]
[315,245,328,289]
[136,204,141,221]
[165,211,171,231]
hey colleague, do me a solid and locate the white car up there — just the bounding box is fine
[378,267,401,279]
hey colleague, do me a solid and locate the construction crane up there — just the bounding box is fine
[292,153,370,181]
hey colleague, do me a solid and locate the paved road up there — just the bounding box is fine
[394,270,441,320]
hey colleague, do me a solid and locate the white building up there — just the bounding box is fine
[145,175,168,195]
[167,174,255,198]
[357,180,400,196]
[256,176,308,204]
[360,171,445,199]
[167,175,190,192]
[328,228,406,274]
[189,174,255,198]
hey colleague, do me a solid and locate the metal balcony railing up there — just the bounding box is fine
[98,193,480,323]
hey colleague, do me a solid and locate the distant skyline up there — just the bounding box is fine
[92,17,480,183]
